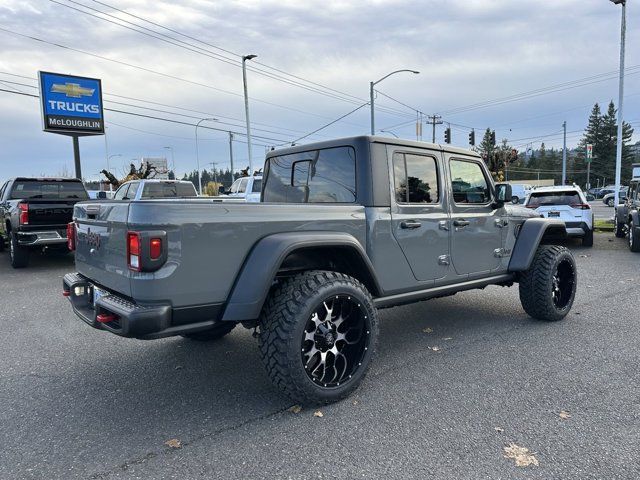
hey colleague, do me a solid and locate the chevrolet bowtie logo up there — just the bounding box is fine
[51,82,95,98]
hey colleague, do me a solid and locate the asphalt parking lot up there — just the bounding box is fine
[1,234,639,479]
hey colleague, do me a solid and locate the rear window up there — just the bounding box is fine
[10,181,88,200]
[263,146,356,203]
[141,182,197,199]
[527,191,581,207]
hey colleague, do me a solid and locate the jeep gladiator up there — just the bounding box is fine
[63,136,577,404]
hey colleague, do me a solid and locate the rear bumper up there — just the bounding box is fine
[18,229,67,246]
[564,221,591,236]
[63,273,222,339]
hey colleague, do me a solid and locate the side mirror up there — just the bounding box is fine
[494,183,512,207]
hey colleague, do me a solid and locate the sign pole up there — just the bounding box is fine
[72,135,82,180]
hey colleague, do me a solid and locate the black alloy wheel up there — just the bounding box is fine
[301,295,370,388]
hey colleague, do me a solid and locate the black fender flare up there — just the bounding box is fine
[508,218,567,272]
[221,231,381,322]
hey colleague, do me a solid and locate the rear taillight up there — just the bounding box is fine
[150,238,162,260]
[570,204,591,210]
[127,232,141,271]
[67,222,76,251]
[18,203,29,225]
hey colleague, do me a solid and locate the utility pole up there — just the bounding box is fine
[242,54,257,175]
[611,0,626,207]
[428,114,443,143]
[562,121,567,185]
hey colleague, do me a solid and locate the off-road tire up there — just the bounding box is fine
[614,216,626,238]
[9,232,29,268]
[582,228,593,247]
[629,219,640,252]
[181,322,236,341]
[519,245,576,322]
[258,270,378,405]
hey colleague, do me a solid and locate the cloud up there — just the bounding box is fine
[0,0,637,180]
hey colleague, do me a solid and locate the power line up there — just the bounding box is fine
[0,87,290,143]
[288,102,370,145]
[50,0,414,120]
[0,26,372,125]
[438,65,640,116]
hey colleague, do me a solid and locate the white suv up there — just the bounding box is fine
[525,185,594,247]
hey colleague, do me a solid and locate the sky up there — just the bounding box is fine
[0,0,638,183]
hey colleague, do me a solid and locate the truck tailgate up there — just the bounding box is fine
[74,201,132,297]
[26,199,75,228]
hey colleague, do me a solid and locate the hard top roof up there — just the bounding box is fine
[266,135,481,159]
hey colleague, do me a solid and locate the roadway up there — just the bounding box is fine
[1,234,638,479]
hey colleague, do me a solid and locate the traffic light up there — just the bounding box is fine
[490,130,496,146]
[469,130,475,146]
[444,127,451,144]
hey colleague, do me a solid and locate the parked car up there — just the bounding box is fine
[525,185,594,246]
[63,136,576,404]
[225,175,262,202]
[614,165,640,251]
[596,185,619,199]
[0,177,88,268]
[112,179,198,200]
[509,183,532,204]
[602,187,628,207]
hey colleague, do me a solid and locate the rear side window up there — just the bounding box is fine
[393,152,439,204]
[114,184,130,200]
[10,181,88,200]
[527,191,581,207]
[251,179,262,193]
[450,160,491,204]
[237,178,249,194]
[141,182,197,199]
[263,146,356,203]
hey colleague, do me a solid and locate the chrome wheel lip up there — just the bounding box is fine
[301,294,370,389]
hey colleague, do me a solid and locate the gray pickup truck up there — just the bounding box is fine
[63,136,576,404]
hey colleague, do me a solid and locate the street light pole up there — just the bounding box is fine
[369,69,420,135]
[611,0,626,207]
[562,121,567,185]
[228,132,235,180]
[242,54,257,175]
[195,117,217,195]
[163,146,175,176]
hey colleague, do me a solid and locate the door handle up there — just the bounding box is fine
[400,220,422,229]
[453,219,470,227]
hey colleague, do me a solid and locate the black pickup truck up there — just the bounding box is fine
[0,177,88,268]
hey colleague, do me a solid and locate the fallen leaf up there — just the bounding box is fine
[443,337,453,341]
[428,346,441,352]
[558,410,571,419]
[503,444,539,467]
[313,410,324,418]
[352,400,359,406]
[288,405,302,414]
[164,439,182,449]
[422,327,433,334]
[494,427,504,433]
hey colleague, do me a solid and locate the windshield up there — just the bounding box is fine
[10,181,88,200]
[527,191,581,207]
[141,182,197,199]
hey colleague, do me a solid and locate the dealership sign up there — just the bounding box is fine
[38,71,104,135]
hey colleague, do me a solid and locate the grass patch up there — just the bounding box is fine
[594,219,614,232]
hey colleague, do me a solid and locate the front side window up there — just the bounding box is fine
[263,146,356,203]
[229,178,241,194]
[393,153,439,204]
[450,160,491,204]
